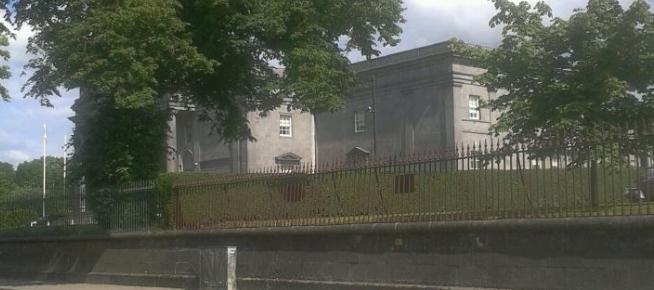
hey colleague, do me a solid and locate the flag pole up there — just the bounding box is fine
[63,135,67,216]
[42,124,47,218]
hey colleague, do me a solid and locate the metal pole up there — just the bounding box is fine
[42,124,47,218]
[226,246,237,290]
[371,74,377,156]
[63,135,67,218]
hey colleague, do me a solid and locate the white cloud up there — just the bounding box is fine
[346,0,650,62]
[0,149,30,165]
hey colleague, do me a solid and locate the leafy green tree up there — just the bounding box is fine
[13,156,70,218]
[0,161,12,179]
[0,161,15,200]
[69,101,167,186]
[1,0,405,188]
[451,0,654,151]
[0,0,11,103]
[15,156,65,196]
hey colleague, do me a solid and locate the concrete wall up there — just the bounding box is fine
[3,217,654,290]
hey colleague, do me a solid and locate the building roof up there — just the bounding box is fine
[350,41,454,73]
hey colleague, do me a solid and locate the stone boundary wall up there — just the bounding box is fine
[2,216,654,290]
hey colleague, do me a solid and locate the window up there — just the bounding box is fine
[354,111,366,133]
[280,182,305,202]
[470,158,482,170]
[394,174,416,194]
[184,124,193,145]
[279,114,292,137]
[469,95,481,120]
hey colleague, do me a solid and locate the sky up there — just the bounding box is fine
[0,0,648,167]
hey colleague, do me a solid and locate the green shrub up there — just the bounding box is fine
[0,208,38,229]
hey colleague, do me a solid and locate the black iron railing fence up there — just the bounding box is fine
[1,125,653,234]
[0,180,160,233]
[173,137,654,230]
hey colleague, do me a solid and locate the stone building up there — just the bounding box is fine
[315,41,500,164]
[166,41,497,172]
[166,102,315,173]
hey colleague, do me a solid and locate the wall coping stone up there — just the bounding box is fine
[2,215,654,244]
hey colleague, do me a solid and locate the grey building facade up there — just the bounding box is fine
[165,41,497,172]
[166,104,315,173]
[316,41,500,163]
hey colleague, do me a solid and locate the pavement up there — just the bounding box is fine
[0,281,182,290]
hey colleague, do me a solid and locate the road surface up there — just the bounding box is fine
[0,281,182,290]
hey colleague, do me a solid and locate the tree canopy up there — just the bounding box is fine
[0,157,65,202]
[15,157,65,194]
[451,0,654,149]
[0,1,10,103]
[0,0,405,186]
[0,161,15,198]
[6,0,404,122]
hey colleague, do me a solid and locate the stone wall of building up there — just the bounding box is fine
[316,42,497,163]
[173,110,237,173]
[168,106,315,173]
[451,59,502,147]
[246,107,316,171]
[316,54,453,163]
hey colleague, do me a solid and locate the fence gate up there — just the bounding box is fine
[200,248,227,290]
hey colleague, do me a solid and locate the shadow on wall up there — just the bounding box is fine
[0,238,201,289]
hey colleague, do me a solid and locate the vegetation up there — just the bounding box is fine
[0,6,10,102]
[0,0,405,193]
[0,161,15,198]
[0,157,70,229]
[450,0,654,152]
[14,157,65,195]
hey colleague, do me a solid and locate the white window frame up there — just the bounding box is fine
[468,95,481,120]
[470,158,482,170]
[354,110,366,133]
[551,158,560,168]
[279,114,293,137]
